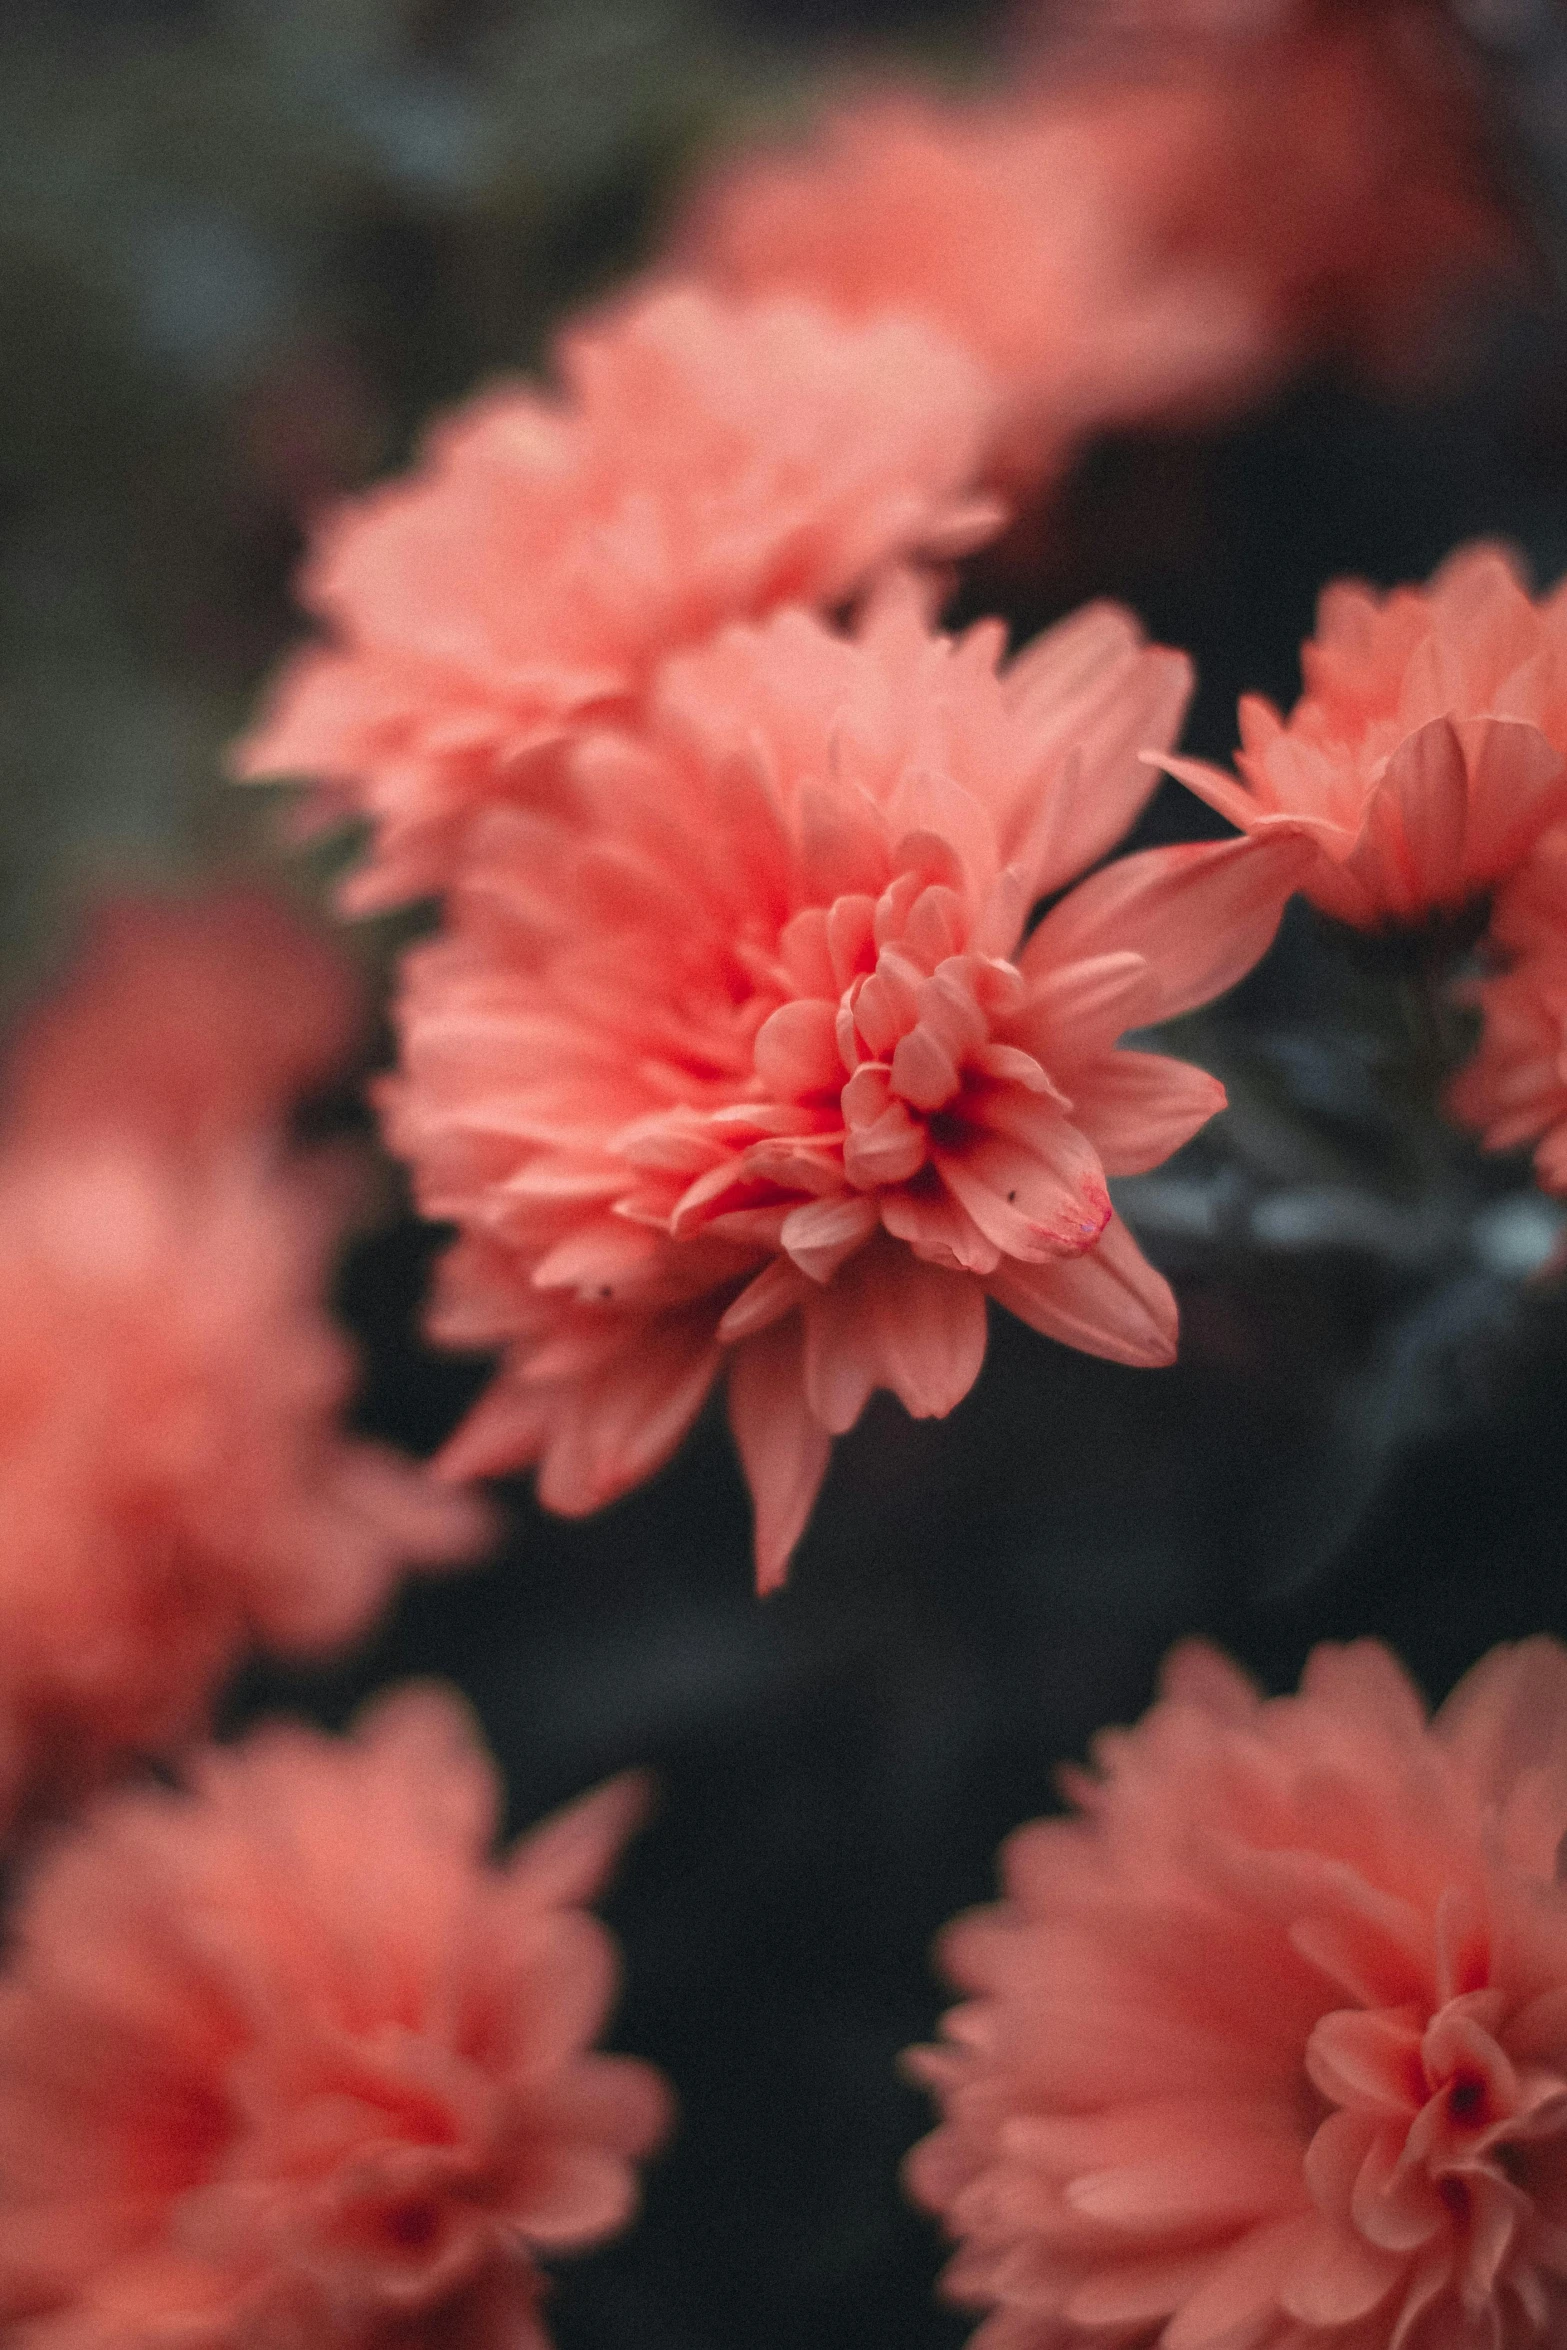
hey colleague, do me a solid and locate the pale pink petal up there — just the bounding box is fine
[1157,1639,1264,1721]
[1454,717,1567,880]
[1064,1051,1227,1176]
[1023,835,1313,1029]
[868,1251,989,1418]
[727,1318,833,1593]
[1433,1638,1567,1814]
[507,1771,653,1911]
[1378,717,1469,908]
[985,1212,1176,1367]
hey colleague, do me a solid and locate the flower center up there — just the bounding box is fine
[384,2199,444,2252]
[1447,2072,1486,2126]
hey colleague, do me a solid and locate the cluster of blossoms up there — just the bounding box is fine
[240,430,1567,1588]
[227,0,1538,1596]
[6,8,1567,2350]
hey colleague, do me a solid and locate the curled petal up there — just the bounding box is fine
[985,1213,1176,1367]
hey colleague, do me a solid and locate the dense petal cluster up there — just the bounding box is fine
[0,1140,488,1832]
[384,582,1304,1585]
[235,285,1002,910]
[1162,546,1567,928]
[675,87,1272,486]
[0,1685,672,2349]
[907,1636,1567,2350]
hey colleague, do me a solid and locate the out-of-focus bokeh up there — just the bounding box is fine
[8,4,1567,2348]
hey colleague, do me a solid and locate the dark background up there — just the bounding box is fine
[9,5,1567,2348]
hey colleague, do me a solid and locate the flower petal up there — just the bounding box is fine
[727,1318,833,1593]
[986,1213,1176,1367]
[1022,835,1312,1029]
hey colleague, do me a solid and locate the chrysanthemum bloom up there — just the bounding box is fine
[1160,545,1567,929]
[0,1139,489,1833]
[2,890,365,1155]
[674,87,1274,486]
[383,581,1306,1586]
[234,285,1003,910]
[906,1635,1567,2350]
[0,1683,672,2348]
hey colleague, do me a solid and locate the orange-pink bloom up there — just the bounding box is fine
[1161,545,1567,929]
[234,284,1002,910]
[383,581,1304,1587]
[907,1635,1567,2350]
[674,86,1273,486]
[0,1684,672,2349]
[0,900,488,1834]
[0,1138,489,1834]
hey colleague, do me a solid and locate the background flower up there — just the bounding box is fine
[0,1139,489,1837]
[675,86,1274,487]
[0,888,365,1157]
[0,1684,672,2349]
[235,285,1002,910]
[0,899,489,1836]
[1160,544,1567,927]
[907,1635,1567,2350]
[1448,832,1567,1190]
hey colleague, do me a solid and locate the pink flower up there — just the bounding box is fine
[383,580,1305,1587]
[1448,954,1567,1193]
[674,86,1274,486]
[2,890,365,1156]
[0,1684,672,2349]
[1447,834,1567,1187]
[906,1635,1567,2350]
[0,900,489,1833]
[233,285,1002,911]
[0,1138,490,1834]
[1161,545,1567,928]
[1015,1,1517,384]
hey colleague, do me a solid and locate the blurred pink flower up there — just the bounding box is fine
[1161,545,1567,928]
[0,1684,671,2349]
[907,1634,1567,2350]
[2,890,365,1156]
[1448,954,1567,1193]
[675,86,1273,486]
[0,1139,490,1834]
[383,580,1305,1587]
[234,285,1003,911]
[1017,0,1518,382]
[1447,833,1567,1188]
[0,898,489,1834]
